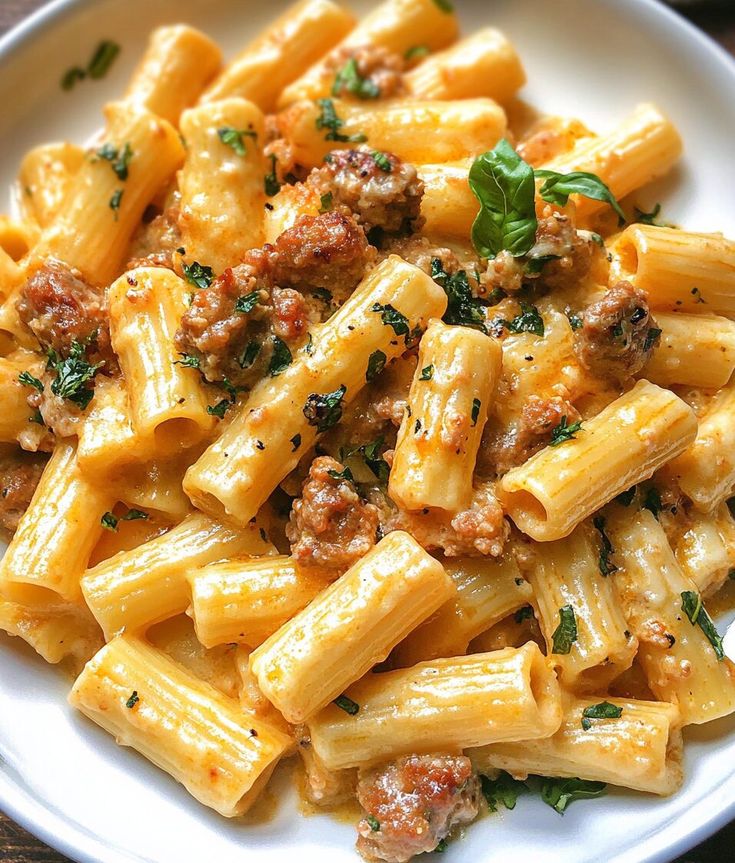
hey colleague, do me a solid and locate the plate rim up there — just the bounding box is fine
[0,0,734,861]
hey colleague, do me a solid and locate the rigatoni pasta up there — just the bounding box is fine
[2,2,734,856]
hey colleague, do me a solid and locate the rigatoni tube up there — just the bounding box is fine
[469,694,683,796]
[642,311,735,389]
[178,99,266,274]
[69,636,292,817]
[605,507,735,725]
[81,512,274,638]
[309,643,562,770]
[183,256,447,526]
[33,102,185,286]
[613,225,735,316]
[201,0,355,110]
[539,103,682,220]
[277,98,507,168]
[390,319,501,512]
[18,142,84,229]
[188,555,331,649]
[673,503,735,597]
[278,0,459,107]
[0,439,114,603]
[666,381,735,512]
[392,553,532,667]
[249,531,455,724]
[498,380,697,541]
[417,162,477,239]
[526,523,637,691]
[405,28,526,104]
[124,25,222,124]
[108,267,214,452]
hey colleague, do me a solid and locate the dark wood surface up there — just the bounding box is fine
[1,0,734,861]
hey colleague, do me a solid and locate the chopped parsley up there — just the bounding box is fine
[593,516,618,576]
[431,259,486,332]
[366,814,380,832]
[549,416,582,447]
[174,353,200,369]
[109,188,123,219]
[268,336,293,376]
[96,142,133,180]
[217,126,257,156]
[47,341,102,410]
[481,772,527,811]
[101,508,149,531]
[18,371,44,392]
[371,302,409,337]
[328,466,355,483]
[551,605,577,654]
[681,590,724,660]
[125,690,139,709]
[238,341,261,369]
[315,98,367,143]
[366,350,387,382]
[505,302,545,337]
[371,150,392,172]
[514,605,534,624]
[303,384,347,432]
[319,192,333,213]
[182,261,214,289]
[342,436,390,484]
[332,57,380,99]
[333,694,359,715]
[62,40,120,90]
[264,154,281,196]
[235,291,261,314]
[207,399,232,419]
[88,40,121,79]
[581,701,623,731]
[471,398,481,426]
[419,364,434,381]
[540,778,606,814]
[642,486,663,519]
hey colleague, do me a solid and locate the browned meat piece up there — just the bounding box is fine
[306,147,423,235]
[327,45,405,101]
[482,395,583,476]
[574,280,660,381]
[126,200,181,270]
[388,483,509,557]
[272,211,374,300]
[16,260,114,368]
[480,211,596,295]
[286,455,380,570]
[356,754,480,863]
[272,287,309,341]
[175,250,273,385]
[380,236,459,277]
[0,449,47,533]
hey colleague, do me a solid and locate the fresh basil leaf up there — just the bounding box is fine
[481,772,527,812]
[581,701,623,730]
[551,605,577,654]
[540,778,607,814]
[535,169,625,224]
[469,139,537,259]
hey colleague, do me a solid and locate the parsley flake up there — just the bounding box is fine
[549,415,582,447]
[419,364,434,381]
[681,590,724,660]
[303,384,347,432]
[18,371,44,392]
[125,690,139,709]
[581,701,623,731]
[551,605,577,654]
[268,336,293,376]
[333,694,359,715]
[593,516,618,576]
[235,291,261,314]
[332,57,380,99]
[371,302,409,337]
[431,259,487,332]
[217,126,257,156]
[315,98,367,143]
[366,350,387,382]
[182,261,214,289]
[471,398,481,426]
[540,778,606,814]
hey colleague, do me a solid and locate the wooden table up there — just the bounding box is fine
[1,0,734,861]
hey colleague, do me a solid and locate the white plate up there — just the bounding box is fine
[1,1,734,861]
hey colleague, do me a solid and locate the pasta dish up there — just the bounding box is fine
[0,0,734,859]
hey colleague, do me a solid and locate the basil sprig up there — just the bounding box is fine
[469,140,625,259]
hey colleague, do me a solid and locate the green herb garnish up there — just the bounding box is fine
[551,605,577,654]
